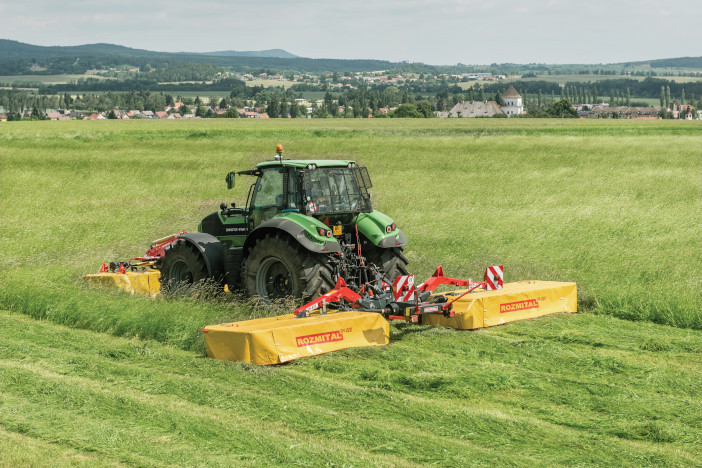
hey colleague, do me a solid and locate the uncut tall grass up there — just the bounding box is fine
[0,118,700,351]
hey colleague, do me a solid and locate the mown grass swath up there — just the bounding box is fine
[1,310,701,466]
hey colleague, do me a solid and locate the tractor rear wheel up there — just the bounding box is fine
[243,233,334,301]
[159,241,209,293]
[363,245,409,281]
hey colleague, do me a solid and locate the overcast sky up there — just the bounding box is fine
[0,0,698,65]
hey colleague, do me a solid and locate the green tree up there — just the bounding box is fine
[681,88,685,105]
[267,94,280,118]
[289,101,300,118]
[391,103,422,118]
[665,85,671,108]
[195,106,205,117]
[416,100,434,118]
[179,104,189,116]
[219,98,228,109]
[626,88,631,106]
[313,105,328,118]
[224,107,239,118]
[301,104,310,118]
[107,109,117,119]
[610,90,615,106]
[660,86,665,107]
[546,98,578,118]
[435,89,449,111]
[324,92,338,117]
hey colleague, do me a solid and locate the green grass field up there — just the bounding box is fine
[245,78,296,89]
[1,119,701,465]
[623,97,663,106]
[0,74,113,85]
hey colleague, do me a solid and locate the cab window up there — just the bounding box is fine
[253,169,284,208]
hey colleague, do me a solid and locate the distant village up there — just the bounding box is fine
[1,71,699,121]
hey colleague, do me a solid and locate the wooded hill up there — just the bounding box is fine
[2,39,701,76]
[0,39,400,75]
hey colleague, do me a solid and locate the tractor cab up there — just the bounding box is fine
[242,160,373,230]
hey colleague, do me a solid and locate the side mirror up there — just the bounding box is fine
[225,171,235,189]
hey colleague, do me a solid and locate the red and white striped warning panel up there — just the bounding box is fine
[392,275,416,301]
[484,265,504,291]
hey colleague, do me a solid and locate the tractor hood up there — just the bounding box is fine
[355,211,408,248]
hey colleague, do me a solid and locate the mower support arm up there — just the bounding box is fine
[294,276,361,316]
[418,265,477,293]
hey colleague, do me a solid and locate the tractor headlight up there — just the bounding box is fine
[307,163,317,170]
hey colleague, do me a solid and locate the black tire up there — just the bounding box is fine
[363,244,409,281]
[159,240,209,293]
[242,233,334,301]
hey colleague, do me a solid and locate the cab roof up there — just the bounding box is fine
[256,159,355,169]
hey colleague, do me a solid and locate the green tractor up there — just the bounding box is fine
[159,147,408,300]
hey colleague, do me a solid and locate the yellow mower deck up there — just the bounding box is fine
[83,270,161,297]
[204,280,577,365]
[423,280,577,329]
[204,311,389,365]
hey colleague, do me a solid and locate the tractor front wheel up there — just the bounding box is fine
[243,233,334,301]
[159,241,209,293]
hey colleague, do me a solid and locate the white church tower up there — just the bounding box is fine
[501,85,523,117]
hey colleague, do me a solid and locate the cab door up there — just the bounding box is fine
[249,168,285,228]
